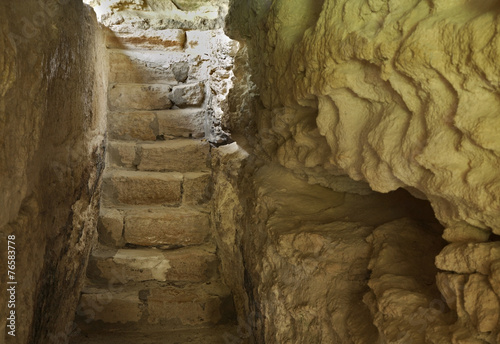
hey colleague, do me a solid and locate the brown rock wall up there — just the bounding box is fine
[0,1,107,342]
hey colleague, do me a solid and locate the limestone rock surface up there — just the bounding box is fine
[0,1,107,343]
[223,0,500,342]
[226,0,500,235]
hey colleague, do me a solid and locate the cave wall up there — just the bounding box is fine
[226,0,500,234]
[0,1,107,342]
[220,0,500,343]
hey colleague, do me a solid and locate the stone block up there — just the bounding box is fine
[109,84,172,111]
[89,248,172,283]
[169,82,205,107]
[88,246,218,284]
[108,49,186,84]
[104,170,182,205]
[157,109,205,138]
[107,141,137,168]
[172,61,189,82]
[147,286,222,327]
[78,292,142,324]
[124,207,210,247]
[183,172,212,205]
[185,30,212,56]
[98,208,124,247]
[137,139,209,172]
[160,246,218,282]
[106,29,186,51]
[108,111,157,141]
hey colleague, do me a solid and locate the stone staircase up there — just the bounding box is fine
[70,28,242,343]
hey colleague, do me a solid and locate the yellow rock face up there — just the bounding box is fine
[228,0,500,235]
[225,0,500,342]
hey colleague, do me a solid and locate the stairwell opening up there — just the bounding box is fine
[70,1,245,343]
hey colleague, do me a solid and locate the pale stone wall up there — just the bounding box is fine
[222,0,500,342]
[0,1,107,343]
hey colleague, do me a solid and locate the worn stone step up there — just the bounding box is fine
[106,29,186,51]
[87,245,219,284]
[109,84,173,111]
[102,170,183,206]
[109,83,205,111]
[70,325,246,344]
[124,207,210,247]
[108,49,208,84]
[168,82,205,108]
[108,139,210,172]
[108,109,205,141]
[73,281,237,335]
[70,325,247,344]
[183,171,212,205]
[98,206,210,248]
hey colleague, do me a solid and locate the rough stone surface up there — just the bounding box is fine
[211,145,446,344]
[442,222,491,243]
[108,49,186,84]
[108,111,157,141]
[88,0,229,31]
[88,246,218,283]
[364,218,451,343]
[146,283,230,327]
[183,172,212,205]
[107,140,138,168]
[223,1,500,342]
[106,29,186,51]
[169,82,205,107]
[78,292,142,324]
[0,2,107,343]
[109,83,172,111]
[107,139,210,172]
[73,281,237,337]
[464,274,500,333]
[226,0,500,235]
[103,170,183,206]
[435,242,500,274]
[123,207,210,247]
[98,208,125,247]
[138,139,209,172]
[70,326,247,344]
[157,109,205,138]
[109,109,206,140]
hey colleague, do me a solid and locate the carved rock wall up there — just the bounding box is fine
[0,1,107,343]
[221,0,500,342]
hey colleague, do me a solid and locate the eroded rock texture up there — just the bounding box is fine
[217,0,500,343]
[227,0,500,234]
[0,1,107,343]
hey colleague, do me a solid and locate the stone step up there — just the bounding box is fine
[108,83,205,111]
[74,281,236,332]
[108,139,210,172]
[182,171,212,205]
[106,29,186,51]
[98,206,211,248]
[70,325,247,344]
[108,84,173,111]
[87,245,219,284]
[101,170,211,207]
[102,170,183,206]
[108,109,205,141]
[108,49,208,84]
